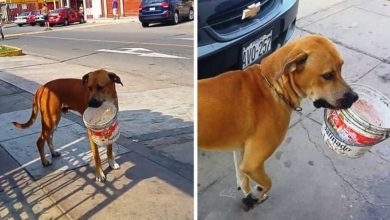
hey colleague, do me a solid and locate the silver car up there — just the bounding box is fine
[15,11,30,27]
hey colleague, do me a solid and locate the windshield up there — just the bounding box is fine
[19,12,30,16]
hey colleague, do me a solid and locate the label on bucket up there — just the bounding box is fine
[321,124,369,159]
[328,110,380,145]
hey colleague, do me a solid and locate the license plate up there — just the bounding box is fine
[149,7,155,11]
[242,30,273,69]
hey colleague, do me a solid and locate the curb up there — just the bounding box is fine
[0,45,23,57]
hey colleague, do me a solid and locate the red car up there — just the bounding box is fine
[48,7,84,26]
[27,10,45,26]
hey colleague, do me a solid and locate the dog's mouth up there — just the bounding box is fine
[88,98,104,108]
[313,91,359,110]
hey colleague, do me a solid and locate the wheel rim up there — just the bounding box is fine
[189,10,194,20]
[175,12,178,23]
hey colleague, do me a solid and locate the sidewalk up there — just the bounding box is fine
[0,54,193,218]
[199,0,390,219]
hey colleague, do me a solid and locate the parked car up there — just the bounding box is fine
[138,0,194,27]
[27,10,45,26]
[198,0,299,79]
[15,11,30,26]
[48,8,84,26]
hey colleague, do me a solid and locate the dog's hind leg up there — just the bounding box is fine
[107,144,119,170]
[37,128,51,167]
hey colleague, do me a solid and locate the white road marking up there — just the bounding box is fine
[96,48,188,59]
[173,37,193,41]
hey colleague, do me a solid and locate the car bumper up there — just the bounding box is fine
[198,0,299,79]
[49,18,63,25]
[139,11,172,23]
[15,20,27,25]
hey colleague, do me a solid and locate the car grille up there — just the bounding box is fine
[206,0,275,39]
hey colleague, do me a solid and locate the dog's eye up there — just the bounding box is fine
[322,72,334,80]
[97,86,103,91]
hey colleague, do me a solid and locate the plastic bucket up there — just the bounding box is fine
[83,102,120,146]
[321,84,390,158]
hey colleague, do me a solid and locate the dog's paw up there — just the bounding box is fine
[52,151,61,157]
[257,193,269,204]
[42,159,52,167]
[241,194,258,212]
[108,159,120,170]
[95,173,106,182]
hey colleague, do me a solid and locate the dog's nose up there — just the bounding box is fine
[344,91,359,103]
[88,98,102,108]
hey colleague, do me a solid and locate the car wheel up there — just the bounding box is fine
[188,8,194,21]
[18,24,23,27]
[80,17,84,24]
[64,19,69,26]
[30,23,36,26]
[39,23,45,27]
[171,11,179,25]
[142,22,149,27]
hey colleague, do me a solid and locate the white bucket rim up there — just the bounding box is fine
[345,83,390,132]
[83,103,118,129]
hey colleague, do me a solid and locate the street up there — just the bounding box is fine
[0,18,194,219]
[3,19,193,85]
[198,0,390,219]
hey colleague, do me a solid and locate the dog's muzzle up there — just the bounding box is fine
[313,91,359,109]
[88,98,103,108]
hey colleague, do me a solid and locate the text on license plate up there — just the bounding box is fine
[149,7,156,11]
[242,30,273,69]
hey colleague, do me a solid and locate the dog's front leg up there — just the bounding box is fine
[233,150,249,192]
[107,144,120,170]
[88,132,105,182]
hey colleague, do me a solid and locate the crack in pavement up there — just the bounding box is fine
[300,121,390,207]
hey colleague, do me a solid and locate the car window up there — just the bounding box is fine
[142,0,168,4]
[50,9,60,13]
[19,12,30,16]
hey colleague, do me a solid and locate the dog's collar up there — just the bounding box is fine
[261,74,303,112]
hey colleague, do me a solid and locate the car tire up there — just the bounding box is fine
[64,19,69,26]
[80,17,84,24]
[18,24,23,27]
[142,22,149,27]
[31,23,36,26]
[39,23,45,27]
[171,11,179,25]
[188,8,194,21]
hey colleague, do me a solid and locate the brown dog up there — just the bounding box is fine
[12,69,123,182]
[198,35,359,211]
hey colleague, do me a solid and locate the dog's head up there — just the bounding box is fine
[82,69,123,108]
[269,35,358,109]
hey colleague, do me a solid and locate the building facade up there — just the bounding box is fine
[0,0,140,22]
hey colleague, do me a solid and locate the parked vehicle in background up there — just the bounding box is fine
[138,0,194,27]
[27,10,45,26]
[48,8,84,26]
[198,0,299,79]
[15,11,30,26]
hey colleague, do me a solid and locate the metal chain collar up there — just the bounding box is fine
[261,74,303,112]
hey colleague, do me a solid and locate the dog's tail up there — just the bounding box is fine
[12,88,40,129]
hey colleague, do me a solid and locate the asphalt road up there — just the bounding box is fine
[2,20,194,86]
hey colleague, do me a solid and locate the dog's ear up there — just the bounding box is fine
[82,73,89,85]
[274,51,308,80]
[109,73,123,86]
